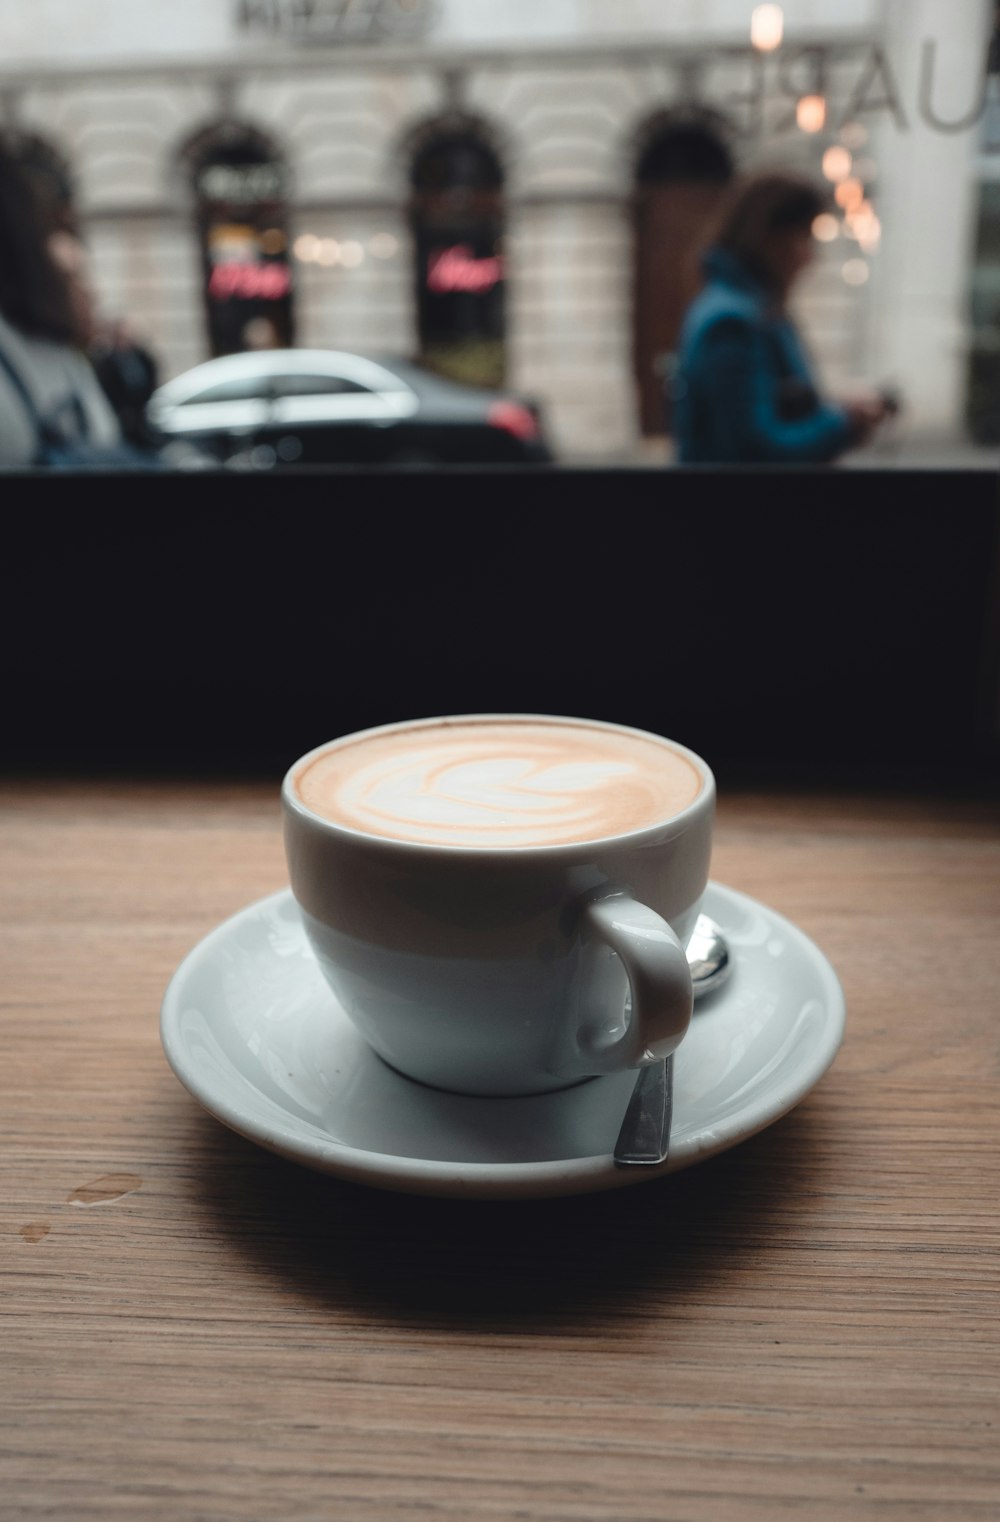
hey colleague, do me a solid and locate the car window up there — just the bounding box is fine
[182,377,269,404]
[275,374,372,397]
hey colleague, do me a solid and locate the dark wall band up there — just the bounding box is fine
[1,467,997,791]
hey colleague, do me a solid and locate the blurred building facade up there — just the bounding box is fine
[0,0,994,456]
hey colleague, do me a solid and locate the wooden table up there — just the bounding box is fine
[4,780,999,1521]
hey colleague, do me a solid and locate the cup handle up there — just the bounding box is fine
[576,893,693,1074]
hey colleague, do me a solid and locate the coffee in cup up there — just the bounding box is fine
[283,715,714,1096]
[293,716,703,847]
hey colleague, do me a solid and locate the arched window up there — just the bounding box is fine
[410,125,505,387]
[632,117,734,436]
[183,124,294,358]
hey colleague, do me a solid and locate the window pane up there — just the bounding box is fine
[185,377,267,403]
[275,374,370,397]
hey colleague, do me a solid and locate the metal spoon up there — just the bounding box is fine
[685,912,731,998]
[613,914,730,1168]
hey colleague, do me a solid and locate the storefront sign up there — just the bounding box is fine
[208,262,292,299]
[235,0,435,45]
[716,39,991,139]
[427,245,504,295]
[197,162,286,205]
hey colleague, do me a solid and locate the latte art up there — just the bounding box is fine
[295,720,702,846]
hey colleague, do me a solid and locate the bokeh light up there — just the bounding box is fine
[834,178,865,213]
[840,121,869,149]
[750,4,784,51]
[847,203,881,252]
[293,233,320,262]
[796,95,826,133]
[369,232,399,258]
[822,146,852,183]
[842,259,870,285]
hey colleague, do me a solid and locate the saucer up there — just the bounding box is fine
[161,883,845,1199]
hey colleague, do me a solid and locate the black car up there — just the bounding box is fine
[146,349,553,466]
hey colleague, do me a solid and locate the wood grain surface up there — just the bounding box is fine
[2,780,999,1522]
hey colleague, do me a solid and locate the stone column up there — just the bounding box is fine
[868,0,993,437]
[507,196,638,459]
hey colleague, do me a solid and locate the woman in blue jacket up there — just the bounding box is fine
[674,174,887,465]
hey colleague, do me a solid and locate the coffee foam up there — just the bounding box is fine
[294,720,702,847]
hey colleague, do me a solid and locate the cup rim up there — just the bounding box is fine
[281,713,715,857]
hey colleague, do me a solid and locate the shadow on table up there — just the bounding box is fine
[180,1098,833,1333]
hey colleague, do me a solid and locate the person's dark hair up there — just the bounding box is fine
[0,142,83,344]
[710,172,829,285]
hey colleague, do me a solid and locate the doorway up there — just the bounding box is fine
[410,124,505,388]
[183,123,294,358]
[633,119,733,437]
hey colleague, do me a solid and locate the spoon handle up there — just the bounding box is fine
[613,1054,674,1168]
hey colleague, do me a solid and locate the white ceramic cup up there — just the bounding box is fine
[282,715,715,1097]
